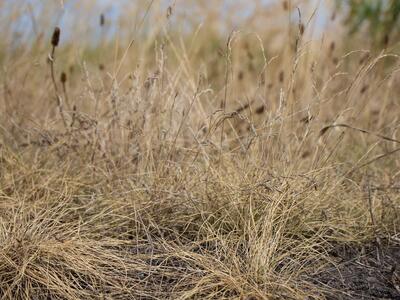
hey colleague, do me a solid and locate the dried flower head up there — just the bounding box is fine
[167,6,173,19]
[283,1,289,11]
[255,105,265,114]
[237,70,244,81]
[299,23,305,35]
[100,14,105,27]
[51,27,61,47]
[60,72,67,83]
[279,71,284,83]
[360,85,369,94]
[383,34,389,47]
[329,41,335,52]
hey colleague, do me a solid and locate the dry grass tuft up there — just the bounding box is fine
[0,1,399,299]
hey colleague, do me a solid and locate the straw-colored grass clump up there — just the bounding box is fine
[0,1,399,299]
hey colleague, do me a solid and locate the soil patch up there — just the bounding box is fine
[311,239,400,299]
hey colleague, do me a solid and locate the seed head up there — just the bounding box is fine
[329,41,335,52]
[60,72,67,83]
[51,27,61,47]
[299,23,305,35]
[360,85,369,94]
[279,70,284,83]
[383,34,389,47]
[282,1,289,11]
[166,6,173,19]
[255,105,265,114]
[319,126,331,137]
[100,14,105,27]
[237,70,244,81]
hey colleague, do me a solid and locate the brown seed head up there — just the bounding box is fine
[279,70,284,83]
[329,41,335,52]
[238,70,244,81]
[255,105,265,114]
[167,6,173,19]
[383,34,389,47]
[299,23,305,35]
[282,1,289,11]
[100,14,105,27]
[60,72,67,83]
[51,27,61,47]
[360,85,369,94]
[319,126,331,137]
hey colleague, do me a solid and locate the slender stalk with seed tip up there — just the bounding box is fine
[60,71,70,111]
[50,27,60,92]
[49,26,68,129]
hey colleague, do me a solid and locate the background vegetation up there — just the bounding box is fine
[0,0,399,299]
[339,0,400,47]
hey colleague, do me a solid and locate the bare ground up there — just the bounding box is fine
[309,239,400,300]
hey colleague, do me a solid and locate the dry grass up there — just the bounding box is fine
[0,1,399,299]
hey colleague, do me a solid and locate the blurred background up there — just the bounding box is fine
[1,0,330,45]
[1,0,399,54]
[1,0,399,143]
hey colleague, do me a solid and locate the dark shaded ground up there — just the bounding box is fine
[310,239,400,299]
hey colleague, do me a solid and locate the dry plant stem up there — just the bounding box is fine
[167,89,199,163]
[49,45,68,130]
[112,0,154,80]
[61,80,70,111]
[367,176,383,261]
[349,146,400,174]
[2,71,10,117]
[219,32,234,163]
[320,123,400,144]
[70,105,77,127]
